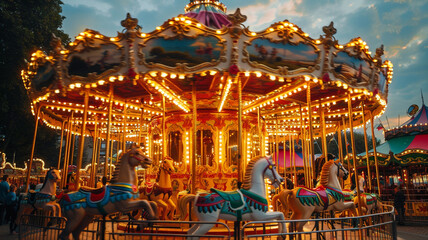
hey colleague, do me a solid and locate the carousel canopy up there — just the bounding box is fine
[358,102,428,166]
[184,0,231,29]
[21,1,393,140]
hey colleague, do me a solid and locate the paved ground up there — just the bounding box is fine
[0,221,426,239]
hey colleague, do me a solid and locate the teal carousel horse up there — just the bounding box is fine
[59,146,158,240]
[15,168,62,225]
[178,155,286,239]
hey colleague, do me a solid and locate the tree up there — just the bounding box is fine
[0,0,70,167]
[313,131,380,157]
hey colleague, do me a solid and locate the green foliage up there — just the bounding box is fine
[0,0,69,166]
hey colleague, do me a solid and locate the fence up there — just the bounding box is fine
[19,205,396,240]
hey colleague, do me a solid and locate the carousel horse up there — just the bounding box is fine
[273,160,356,236]
[178,155,286,240]
[140,156,177,220]
[343,176,382,216]
[16,168,62,224]
[59,146,159,240]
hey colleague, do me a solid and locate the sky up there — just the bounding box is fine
[60,0,428,142]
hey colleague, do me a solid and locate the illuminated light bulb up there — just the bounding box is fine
[251,32,257,36]
[141,33,146,37]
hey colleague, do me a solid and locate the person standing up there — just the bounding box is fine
[5,184,17,233]
[394,185,406,225]
[0,175,10,225]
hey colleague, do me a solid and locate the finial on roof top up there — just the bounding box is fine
[422,89,425,105]
[227,8,247,26]
[121,13,139,31]
[322,21,337,38]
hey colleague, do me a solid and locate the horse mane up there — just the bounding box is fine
[319,160,335,187]
[242,156,262,190]
[40,169,52,190]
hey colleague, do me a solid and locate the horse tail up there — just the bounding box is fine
[177,193,195,220]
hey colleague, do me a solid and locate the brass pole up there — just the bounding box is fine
[361,102,372,191]
[258,108,263,156]
[104,85,113,178]
[237,75,243,187]
[60,119,70,189]
[191,80,197,194]
[275,115,279,169]
[90,118,99,187]
[162,96,167,158]
[25,104,41,193]
[337,123,344,164]
[348,93,363,218]
[307,84,315,188]
[342,117,350,163]
[283,135,286,180]
[75,90,89,189]
[138,106,144,147]
[370,112,381,197]
[69,133,75,167]
[337,123,344,189]
[62,115,73,189]
[57,120,65,170]
[123,103,127,152]
[320,106,328,159]
[299,104,305,186]
[292,134,297,185]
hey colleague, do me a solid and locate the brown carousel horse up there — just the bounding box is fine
[273,160,356,237]
[59,146,158,240]
[140,156,177,220]
[16,168,61,225]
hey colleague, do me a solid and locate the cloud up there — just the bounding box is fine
[240,0,303,30]
[63,0,112,16]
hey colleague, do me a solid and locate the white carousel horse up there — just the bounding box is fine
[178,155,285,240]
[59,146,158,240]
[140,156,177,220]
[16,168,61,224]
[272,160,356,236]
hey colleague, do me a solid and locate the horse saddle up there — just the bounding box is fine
[210,188,245,210]
[80,186,107,202]
[363,193,377,205]
[296,186,329,209]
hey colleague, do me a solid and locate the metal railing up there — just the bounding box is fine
[19,206,395,240]
[242,205,396,240]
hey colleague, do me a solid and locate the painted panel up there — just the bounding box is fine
[67,44,122,77]
[248,39,318,70]
[334,52,371,84]
[143,36,221,67]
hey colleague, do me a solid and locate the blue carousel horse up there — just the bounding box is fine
[58,146,158,240]
[15,168,61,224]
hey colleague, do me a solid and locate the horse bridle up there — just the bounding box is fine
[334,162,348,179]
[263,157,281,185]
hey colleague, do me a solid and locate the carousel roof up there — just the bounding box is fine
[21,1,393,140]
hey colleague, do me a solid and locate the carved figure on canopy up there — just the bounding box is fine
[15,168,61,225]
[139,156,177,220]
[273,160,356,237]
[178,155,285,239]
[58,146,158,240]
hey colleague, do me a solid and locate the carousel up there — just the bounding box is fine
[19,0,394,238]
